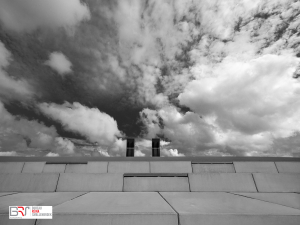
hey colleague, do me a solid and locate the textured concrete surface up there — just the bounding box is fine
[233,193,300,210]
[253,173,300,192]
[234,162,278,173]
[124,177,190,192]
[189,173,257,192]
[178,215,300,225]
[37,192,177,225]
[0,192,85,213]
[42,164,66,173]
[0,217,35,225]
[150,161,192,173]
[1,159,300,225]
[0,174,59,192]
[22,162,45,173]
[161,192,300,225]
[0,192,16,197]
[275,162,300,173]
[56,173,123,192]
[192,163,235,173]
[108,161,150,173]
[0,162,24,173]
[86,162,108,173]
[64,164,87,173]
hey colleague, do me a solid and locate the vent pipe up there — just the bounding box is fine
[152,138,160,157]
[126,138,135,157]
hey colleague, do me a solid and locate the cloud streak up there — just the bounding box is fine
[0,0,91,32]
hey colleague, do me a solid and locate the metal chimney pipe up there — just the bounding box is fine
[152,138,160,157]
[126,138,135,157]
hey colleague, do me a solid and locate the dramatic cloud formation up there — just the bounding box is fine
[39,102,122,146]
[0,0,91,32]
[0,101,74,155]
[45,52,72,76]
[1,0,300,157]
[0,41,32,100]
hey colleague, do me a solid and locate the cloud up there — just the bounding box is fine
[39,102,122,146]
[1,0,300,157]
[0,0,91,32]
[176,53,300,155]
[0,101,77,155]
[44,52,72,76]
[140,106,215,155]
[0,151,18,156]
[0,41,32,100]
[53,137,75,155]
[45,152,59,157]
[135,149,145,157]
[161,149,185,157]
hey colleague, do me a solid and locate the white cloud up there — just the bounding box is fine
[46,152,59,157]
[177,53,300,155]
[39,102,122,146]
[135,149,146,157]
[0,100,78,155]
[45,52,72,76]
[140,106,215,155]
[0,151,18,156]
[161,149,185,157]
[53,137,75,155]
[0,41,32,100]
[0,101,57,151]
[0,0,91,32]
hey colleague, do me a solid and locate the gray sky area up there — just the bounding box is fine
[0,0,300,157]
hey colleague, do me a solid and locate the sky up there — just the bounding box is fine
[0,0,300,157]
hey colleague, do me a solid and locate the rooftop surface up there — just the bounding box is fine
[0,157,300,225]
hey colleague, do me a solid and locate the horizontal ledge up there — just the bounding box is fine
[192,162,233,164]
[45,162,88,164]
[124,173,188,177]
[0,157,300,163]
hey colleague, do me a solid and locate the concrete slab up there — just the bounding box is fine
[161,192,300,225]
[108,161,150,173]
[56,173,123,192]
[0,162,24,173]
[65,164,87,173]
[124,177,190,192]
[179,215,300,225]
[37,192,177,225]
[0,216,35,225]
[234,162,278,173]
[150,161,192,173]
[253,173,300,192]
[0,192,85,213]
[22,162,45,173]
[275,162,300,173]
[233,193,300,210]
[42,164,66,173]
[0,174,59,192]
[86,162,108,173]
[192,164,235,173]
[189,173,257,192]
[0,193,16,197]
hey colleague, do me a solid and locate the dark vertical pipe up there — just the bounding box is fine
[126,138,135,157]
[152,138,160,157]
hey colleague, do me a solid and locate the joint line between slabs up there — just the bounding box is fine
[158,192,180,225]
[251,173,259,192]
